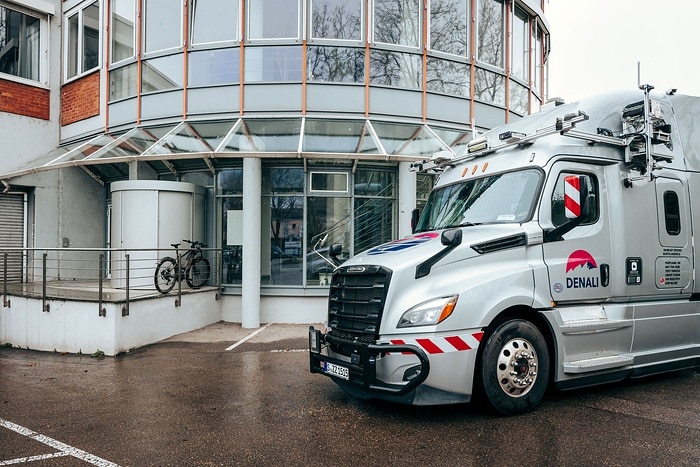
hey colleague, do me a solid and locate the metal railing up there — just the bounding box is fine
[1,247,222,317]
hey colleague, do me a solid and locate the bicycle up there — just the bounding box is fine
[154,240,211,294]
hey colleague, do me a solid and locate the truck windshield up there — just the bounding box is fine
[415,168,542,232]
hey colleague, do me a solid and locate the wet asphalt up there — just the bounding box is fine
[0,322,698,466]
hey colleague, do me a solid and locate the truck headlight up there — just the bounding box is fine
[397,295,458,328]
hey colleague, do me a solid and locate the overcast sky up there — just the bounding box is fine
[545,0,700,102]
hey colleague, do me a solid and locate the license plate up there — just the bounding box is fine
[323,361,349,380]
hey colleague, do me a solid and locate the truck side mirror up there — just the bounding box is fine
[564,175,589,220]
[545,175,592,243]
[411,208,420,233]
[329,243,342,258]
[441,228,462,247]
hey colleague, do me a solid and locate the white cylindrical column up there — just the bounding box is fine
[398,161,417,239]
[242,157,261,328]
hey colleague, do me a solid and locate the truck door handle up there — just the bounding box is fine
[600,263,610,287]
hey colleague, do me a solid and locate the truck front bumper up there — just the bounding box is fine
[308,326,431,399]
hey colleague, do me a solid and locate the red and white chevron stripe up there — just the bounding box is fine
[389,332,484,355]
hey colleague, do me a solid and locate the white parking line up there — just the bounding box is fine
[1,452,71,464]
[225,323,273,351]
[0,418,120,466]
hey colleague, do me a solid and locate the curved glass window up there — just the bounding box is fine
[247,0,301,40]
[510,81,528,115]
[311,0,362,41]
[477,0,503,68]
[191,0,239,45]
[474,68,505,106]
[109,63,137,100]
[111,0,135,64]
[370,51,421,89]
[144,0,182,53]
[427,58,469,97]
[429,0,468,56]
[512,5,528,82]
[532,23,542,94]
[373,0,420,48]
[142,55,183,92]
[244,46,302,82]
[189,48,240,86]
[307,46,364,83]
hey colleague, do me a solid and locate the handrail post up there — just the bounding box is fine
[42,253,49,312]
[98,253,106,317]
[2,252,10,308]
[122,253,130,316]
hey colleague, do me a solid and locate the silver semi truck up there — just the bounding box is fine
[309,86,700,415]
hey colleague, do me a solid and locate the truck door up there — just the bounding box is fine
[629,176,695,356]
[539,162,613,304]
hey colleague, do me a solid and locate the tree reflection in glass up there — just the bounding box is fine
[307,46,364,83]
[370,51,421,89]
[374,0,420,47]
[311,0,362,40]
[427,58,468,97]
[429,0,468,56]
[477,0,503,67]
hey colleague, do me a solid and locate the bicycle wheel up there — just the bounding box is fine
[154,257,178,294]
[186,257,211,289]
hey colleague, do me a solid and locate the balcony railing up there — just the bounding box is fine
[1,247,222,316]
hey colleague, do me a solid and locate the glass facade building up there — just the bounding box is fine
[0,0,550,325]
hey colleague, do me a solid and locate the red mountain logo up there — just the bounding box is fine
[566,250,598,273]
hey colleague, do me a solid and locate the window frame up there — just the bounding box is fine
[142,0,184,56]
[64,0,101,83]
[475,0,505,70]
[308,0,364,44]
[189,0,241,47]
[246,0,303,43]
[109,0,136,66]
[371,0,421,50]
[0,1,49,86]
[427,0,469,58]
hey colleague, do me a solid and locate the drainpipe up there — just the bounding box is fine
[242,157,261,328]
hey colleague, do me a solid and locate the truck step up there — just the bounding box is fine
[560,319,632,335]
[563,354,634,374]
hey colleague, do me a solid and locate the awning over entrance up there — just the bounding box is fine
[0,117,473,185]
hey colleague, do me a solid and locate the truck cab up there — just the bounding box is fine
[309,87,700,415]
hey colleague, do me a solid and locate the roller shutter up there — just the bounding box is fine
[0,193,25,282]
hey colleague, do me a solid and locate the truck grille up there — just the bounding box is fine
[327,265,392,347]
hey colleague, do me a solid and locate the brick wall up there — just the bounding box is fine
[61,71,100,126]
[0,79,50,120]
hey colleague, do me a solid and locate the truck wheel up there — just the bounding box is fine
[479,319,549,415]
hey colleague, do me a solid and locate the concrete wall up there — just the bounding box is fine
[0,291,222,356]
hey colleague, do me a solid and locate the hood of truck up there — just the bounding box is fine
[344,224,528,273]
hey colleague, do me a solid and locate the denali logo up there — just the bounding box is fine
[346,266,366,273]
[554,249,600,293]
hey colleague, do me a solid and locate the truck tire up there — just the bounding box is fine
[479,319,550,415]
